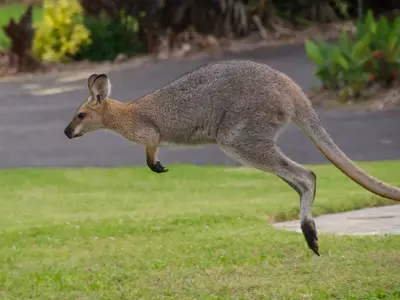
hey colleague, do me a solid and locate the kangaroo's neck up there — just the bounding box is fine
[102,98,136,134]
[101,97,159,145]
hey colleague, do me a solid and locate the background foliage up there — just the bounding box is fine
[73,11,145,62]
[32,0,91,62]
[1,0,400,83]
[305,10,400,101]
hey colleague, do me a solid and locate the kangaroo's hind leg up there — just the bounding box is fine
[217,125,319,255]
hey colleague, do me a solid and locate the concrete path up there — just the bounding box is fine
[273,205,400,235]
[0,42,399,168]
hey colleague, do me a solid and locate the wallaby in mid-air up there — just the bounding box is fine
[64,60,400,256]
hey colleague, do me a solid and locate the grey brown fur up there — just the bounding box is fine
[64,60,400,256]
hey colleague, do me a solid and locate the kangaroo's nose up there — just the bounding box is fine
[64,126,72,139]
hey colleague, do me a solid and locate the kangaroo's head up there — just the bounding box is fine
[64,73,111,139]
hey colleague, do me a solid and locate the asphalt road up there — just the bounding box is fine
[0,43,399,169]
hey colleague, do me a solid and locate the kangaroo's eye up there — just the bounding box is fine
[77,112,86,120]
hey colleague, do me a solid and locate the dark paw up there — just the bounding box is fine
[301,219,320,256]
[151,161,169,173]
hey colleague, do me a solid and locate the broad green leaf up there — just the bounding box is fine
[392,16,400,35]
[388,34,399,53]
[352,33,372,57]
[338,32,352,55]
[355,18,368,40]
[304,40,325,66]
[337,55,349,71]
[364,10,376,33]
[376,16,390,37]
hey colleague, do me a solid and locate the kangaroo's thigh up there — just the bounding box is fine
[216,115,284,167]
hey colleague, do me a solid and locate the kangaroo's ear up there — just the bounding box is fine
[87,73,98,90]
[89,74,111,103]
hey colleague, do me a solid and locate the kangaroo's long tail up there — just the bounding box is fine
[292,92,400,201]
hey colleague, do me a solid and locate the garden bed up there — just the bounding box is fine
[304,10,400,111]
[308,82,400,111]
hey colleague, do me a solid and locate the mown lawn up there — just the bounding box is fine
[0,4,43,49]
[0,161,399,299]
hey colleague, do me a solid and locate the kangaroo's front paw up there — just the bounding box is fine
[151,161,169,173]
[301,219,319,256]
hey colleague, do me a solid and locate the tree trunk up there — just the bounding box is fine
[2,4,41,72]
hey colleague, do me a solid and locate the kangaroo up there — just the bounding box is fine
[64,60,400,256]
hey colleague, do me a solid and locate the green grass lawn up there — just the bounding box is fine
[1,161,400,299]
[0,4,43,49]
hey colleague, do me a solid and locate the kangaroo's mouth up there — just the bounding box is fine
[64,126,84,139]
[73,132,84,138]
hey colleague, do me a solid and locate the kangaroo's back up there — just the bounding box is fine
[135,60,297,145]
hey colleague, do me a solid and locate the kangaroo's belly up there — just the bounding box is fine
[159,123,217,146]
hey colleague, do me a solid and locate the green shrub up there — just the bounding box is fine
[305,10,400,101]
[73,11,146,62]
[33,0,91,62]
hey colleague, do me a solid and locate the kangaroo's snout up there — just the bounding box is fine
[64,125,73,139]
[64,123,83,139]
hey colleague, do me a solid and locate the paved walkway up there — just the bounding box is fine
[273,205,400,235]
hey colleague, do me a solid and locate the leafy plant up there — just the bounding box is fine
[305,10,400,101]
[73,10,145,62]
[305,39,342,89]
[33,0,91,62]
